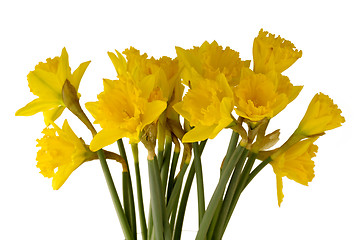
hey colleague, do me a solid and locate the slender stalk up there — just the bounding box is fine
[148,155,172,240]
[117,139,128,161]
[166,163,189,218]
[173,139,207,240]
[154,157,172,240]
[207,131,240,238]
[166,150,180,203]
[157,130,165,168]
[148,157,164,240]
[161,135,173,193]
[206,179,222,240]
[96,149,133,240]
[195,145,245,240]
[221,131,239,173]
[219,152,258,239]
[173,163,195,240]
[211,149,249,240]
[131,144,147,240]
[122,171,131,232]
[147,206,153,240]
[245,157,272,187]
[199,139,207,153]
[192,142,205,225]
[117,139,137,239]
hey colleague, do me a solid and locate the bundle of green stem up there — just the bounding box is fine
[15,29,344,240]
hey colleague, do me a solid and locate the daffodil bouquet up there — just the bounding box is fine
[16,30,344,240]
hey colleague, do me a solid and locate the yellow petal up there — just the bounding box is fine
[57,47,70,85]
[28,70,62,99]
[15,98,60,116]
[142,100,167,128]
[175,46,203,75]
[72,60,91,90]
[85,102,99,123]
[90,128,128,152]
[108,50,127,77]
[138,74,156,100]
[182,125,217,143]
[52,164,77,190]
[43,106,65,126]
[276,175,284,207]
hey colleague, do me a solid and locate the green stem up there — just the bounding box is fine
[148,157,164,240]
[117,140,137,239]
[161,135,173,193]
[211,150,249,240]
[207,131,239,238]
[148,156,172,240]
[166,163,189,218]
[131,144,147,240]
[117,139,128,162]
[173,163,195,240]
[96,149,133,240]
[122,171,131,232]
[192,142,205,225]
[147,206,153,240]
[195,145,245,240]
[206,178,222,240]
[245,157,272,187]
[199,139,208,153]
[173,139,207,240]
[220,152,258,239]
[166,150,180,203]
[222,131,239,173]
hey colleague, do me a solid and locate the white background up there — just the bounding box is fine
[1,0,360,239]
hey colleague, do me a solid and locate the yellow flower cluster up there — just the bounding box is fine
[16,29,344,214]
[174,29,303,142]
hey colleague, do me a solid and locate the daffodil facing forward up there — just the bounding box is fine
[86,77,167,151]
[270,138,318,206]
[15,48,90,125]
[233,69,302,123]
[173,74,234,142]
[36,120,96,190]
[253,29,302,74]
[176,41,250,87]
[295,93,345,137]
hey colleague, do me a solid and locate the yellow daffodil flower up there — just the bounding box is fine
[233,69,302,122]
[173,74,234,142]
[15,48,90,125]
[108,47,181,102]
[86,77,167,151]
[253,29,302,74]
[36,120,96,190]
[108,48,183,121]
[296,93,345,137]
[270,138,318,206]
[176,41,250,87]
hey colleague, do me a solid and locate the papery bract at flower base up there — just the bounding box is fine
[270,137,318,206]
[173,74,234,143]
[86,77,167,152]
[296,93,345,137]
[176,41,251,87]
[36,120,96,190]
[253,29,302,74]
[15,48,90,125]
[233,68,302,122]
